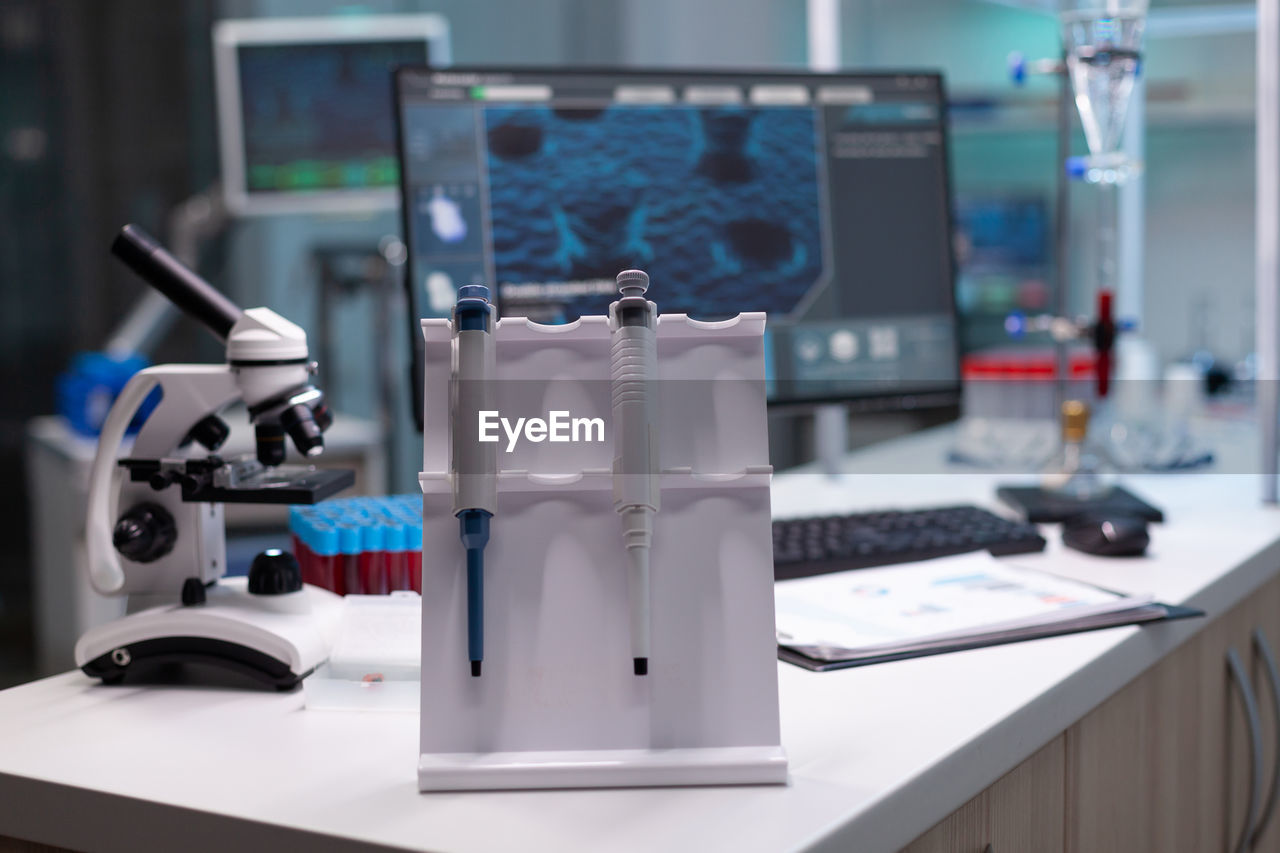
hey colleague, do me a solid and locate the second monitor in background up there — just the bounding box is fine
[394,68,961,411]
[214,15,451,217]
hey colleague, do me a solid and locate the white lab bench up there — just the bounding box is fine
[3,419,1279,853]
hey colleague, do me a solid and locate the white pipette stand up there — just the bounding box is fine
[417,309,786,791]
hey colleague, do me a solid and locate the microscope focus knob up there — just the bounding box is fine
[113,503,177,564]
[248,549,303,596]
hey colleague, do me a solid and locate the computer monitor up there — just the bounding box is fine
[213,15,450,217]
[394,67,960,410]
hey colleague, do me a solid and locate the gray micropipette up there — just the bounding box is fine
[609,269,659,676]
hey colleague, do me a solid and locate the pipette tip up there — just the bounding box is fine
[633,657,648,676]
[471,660,482,677]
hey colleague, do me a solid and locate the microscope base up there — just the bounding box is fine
[74,577,343,690]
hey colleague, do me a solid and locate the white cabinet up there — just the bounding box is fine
[903,570,1280,853]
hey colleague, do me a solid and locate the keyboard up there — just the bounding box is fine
[772,505,1046,581]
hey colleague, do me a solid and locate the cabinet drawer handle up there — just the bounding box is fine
[1252,628,1280,848]
[1229,646,1264,853]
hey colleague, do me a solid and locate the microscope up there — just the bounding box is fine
[75,225,354,689]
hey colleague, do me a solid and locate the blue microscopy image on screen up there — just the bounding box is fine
[482,104,827,321]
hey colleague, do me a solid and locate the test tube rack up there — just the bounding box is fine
[291,496,424,596]
[417,311,787,791]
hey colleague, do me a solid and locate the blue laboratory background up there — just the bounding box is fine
[483,105,826,321]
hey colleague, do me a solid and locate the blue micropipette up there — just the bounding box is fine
[451,284,497,677]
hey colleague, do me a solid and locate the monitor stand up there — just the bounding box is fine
[815,404,847,478]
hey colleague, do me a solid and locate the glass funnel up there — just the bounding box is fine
[1060,0,1148,160]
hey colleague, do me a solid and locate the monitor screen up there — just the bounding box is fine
[214,16,450,216]
[395,68,960,408]
[237,40,427,193]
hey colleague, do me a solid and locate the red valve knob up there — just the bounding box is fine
[1093,289,1116,398]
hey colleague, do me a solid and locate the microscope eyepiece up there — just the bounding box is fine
[111,224,245,341]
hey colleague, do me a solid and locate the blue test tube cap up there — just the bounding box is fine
[338,524,361,555]
[406,524,423,551]
[297,515,314,550]
[303,519,321,552]
[385,522,407,553]
[361,522,386,552]
[313,523,340,557]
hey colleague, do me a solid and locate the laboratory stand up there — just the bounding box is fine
[415,292,786,790]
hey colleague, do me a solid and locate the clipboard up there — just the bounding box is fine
[778,602,1202,672]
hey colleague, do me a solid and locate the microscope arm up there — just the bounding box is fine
[130,365,242,459]
[86,364,240,595]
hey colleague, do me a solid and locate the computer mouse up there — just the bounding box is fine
[1062,513,1150,558]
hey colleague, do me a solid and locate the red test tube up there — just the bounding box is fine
[338,524,360,596]
[294,519,317,588]
[311,524,340,593]
[359,523,389,595]
[385,522,410,591]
